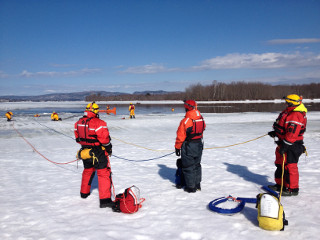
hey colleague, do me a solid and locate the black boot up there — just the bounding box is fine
[268,184,281,192]
[184,187,197,193]
[100,198,114,208]
[281,188,299,196]
[80,192,90,199]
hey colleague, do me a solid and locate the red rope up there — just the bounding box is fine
[12,122,79,165]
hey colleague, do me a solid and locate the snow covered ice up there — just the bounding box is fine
[1,102,320,240]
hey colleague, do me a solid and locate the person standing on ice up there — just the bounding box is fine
[268,94,307,196]
[175,100,206,193]
[74,102,114,208]
[129,102,135,118]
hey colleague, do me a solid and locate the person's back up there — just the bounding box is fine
[175,100,205,193]
[268,94,307,196]
[74,102,113,208]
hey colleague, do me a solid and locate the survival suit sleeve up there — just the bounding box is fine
[74,122,80,143]
[95,120,111,146]
[175,118,188,149]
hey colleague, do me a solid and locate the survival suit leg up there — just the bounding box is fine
[286,163,299,190]
[80,167,95,198]
[181,141,203,189]
[97,168,112,200]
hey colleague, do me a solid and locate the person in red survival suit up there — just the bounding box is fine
[74,102,114,208]
[268,94,307,196]
[175,100,206,193]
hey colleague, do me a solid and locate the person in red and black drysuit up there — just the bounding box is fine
[74,102,113,208]
[268,94,307,196]
[175,100,206,193]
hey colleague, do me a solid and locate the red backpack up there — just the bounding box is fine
[112,186,145,214]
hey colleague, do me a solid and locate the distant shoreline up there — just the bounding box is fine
[1,99,320,104]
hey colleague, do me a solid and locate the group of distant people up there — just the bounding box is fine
[5,111,62,121]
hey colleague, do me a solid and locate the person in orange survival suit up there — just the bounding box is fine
[175,100,206,193]
[268,94,307,196]
[74,102,114,208]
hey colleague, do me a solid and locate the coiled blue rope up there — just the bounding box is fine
[208,195,257,214]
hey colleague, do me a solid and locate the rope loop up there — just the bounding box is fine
[208,195,257,215]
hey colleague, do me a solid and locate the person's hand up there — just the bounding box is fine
[268,131,276,138]
[107,148,112,157]
[175,148,181,156]
[104,143,112,156]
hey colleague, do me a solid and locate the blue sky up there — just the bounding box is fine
[0,0,320,96]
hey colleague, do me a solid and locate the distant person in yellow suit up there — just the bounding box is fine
[129,103,135,119]
[5,111,13,121]
[51,111,62,121]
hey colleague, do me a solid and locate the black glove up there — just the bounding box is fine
[104,143,112,157]
[268,131,276,138]
[279,142,289,155]
[175,148,181,156]
[107,148,112,157]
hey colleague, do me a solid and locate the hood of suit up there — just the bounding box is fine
[293,103,308,113]
[185,109,202,120]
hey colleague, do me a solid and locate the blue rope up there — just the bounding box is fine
[262,185,279,198]
[34,119,75,140]
[208,195,257,214]
[112,152,175,162]
[33,119,175,162]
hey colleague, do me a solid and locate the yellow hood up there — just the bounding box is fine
[294,103,308,113]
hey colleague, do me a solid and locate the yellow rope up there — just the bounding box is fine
[112,136,170,152]
[112,134,268,152]
[279,153,286,202]
[204,134,268,150]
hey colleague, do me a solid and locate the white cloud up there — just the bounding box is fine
[192,52,320,70]
[119,52,320,75]
[121,63,180,74]
[267,38,320,45]
[19,68,101,78]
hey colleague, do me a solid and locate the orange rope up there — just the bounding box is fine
[12,122,79,165]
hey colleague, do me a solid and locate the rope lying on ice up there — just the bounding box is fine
[12,121,78,165]
[113,152,175,162]
[35,119,75,140]
[111,136,171,152]
[16,120,174,163]
[33,118,268,152]
[27,119,268,163]
[204,134,268,150]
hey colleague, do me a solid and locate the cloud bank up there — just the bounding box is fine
[267,38,320,45]
[120,52,320,74]
[19,68,101,78]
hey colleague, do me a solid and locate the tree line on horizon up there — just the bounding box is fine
[85,81,320,102]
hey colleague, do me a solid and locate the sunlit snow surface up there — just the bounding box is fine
[1,102,320,240]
